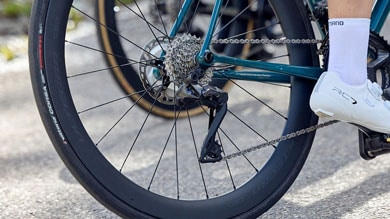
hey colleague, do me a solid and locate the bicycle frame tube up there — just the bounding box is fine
[169,0,194,36]
[170,0,389,83]
[198,0,224,58]
[371,0,390,33]
[212,54,323,81]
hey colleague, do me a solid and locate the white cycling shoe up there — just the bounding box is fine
[310,71,390,134]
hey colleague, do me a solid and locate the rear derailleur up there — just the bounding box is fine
[177,80,228,164]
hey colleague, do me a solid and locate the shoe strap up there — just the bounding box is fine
[368,82,383,100]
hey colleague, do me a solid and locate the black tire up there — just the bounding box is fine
[29,0,319,218]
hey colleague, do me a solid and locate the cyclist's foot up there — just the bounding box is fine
[310,71,390,134]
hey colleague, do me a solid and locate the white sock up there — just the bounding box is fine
[327,18,370,85]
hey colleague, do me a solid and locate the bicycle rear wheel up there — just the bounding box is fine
[29,0,319,218]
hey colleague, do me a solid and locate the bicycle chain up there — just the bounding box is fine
[221,120,339,161]
[210,38,323,45]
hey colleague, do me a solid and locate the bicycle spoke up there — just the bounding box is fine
[185,0,203,35]
[222,21,279,42]
[130,0,167,50]
[152,0,169,37]
[258,54,290,62]
[227,109,276,149]
[217,132,236,190]
[65,39,149,63]
[148,108,182,191]
[77,84,163,114]
[173,85,180,199]
[120,87,164,172]
[217,127,260,171]
[72,5,160,59]
[114,0,167,38]
[217,72,288,120]
[186,108,209,199]
[67,63,132,79]
[95,88,151,147]
[214,0,231,32]
[67,55,159,78]
[112,0,168,37]
[213,0,259,38]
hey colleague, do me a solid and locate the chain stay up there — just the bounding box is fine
[220,120,338,162]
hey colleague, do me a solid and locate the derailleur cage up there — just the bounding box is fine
[198,87,228,163]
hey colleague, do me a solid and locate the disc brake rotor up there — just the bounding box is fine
[139,36,176,105]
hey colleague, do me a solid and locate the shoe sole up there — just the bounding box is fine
[313,109,334,118]
[314,108,390,134]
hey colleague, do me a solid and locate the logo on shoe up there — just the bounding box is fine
[332,87,357,104]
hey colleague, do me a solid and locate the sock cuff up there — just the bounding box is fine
[327,18,370,85]
[328,18,370,27]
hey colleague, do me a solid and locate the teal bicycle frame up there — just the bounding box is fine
[169,0,390,83]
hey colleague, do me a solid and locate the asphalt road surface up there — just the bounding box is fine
[2,70,390,218]
[2,7,390,219]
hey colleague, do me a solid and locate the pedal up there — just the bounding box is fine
[358,129,390,160]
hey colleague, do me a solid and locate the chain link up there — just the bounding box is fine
[221,120,339,162]
[210,38,323,45]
